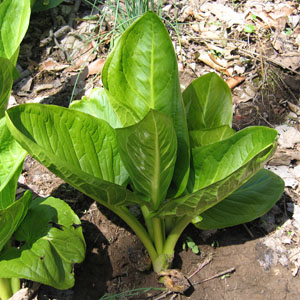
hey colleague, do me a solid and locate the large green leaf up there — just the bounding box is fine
[193,169,284,229]
[116,110,177,209]
[102,11,190,197]
[70,88,122,129]
[183,73,232,130]
[0,57,15,117]
[0,117,27,208]
[6,104,147,207]
[0,191,31,252]
[0,196,85,289]
[189,125,235,147]
[155,127,277,217]
[0,0,30,59]
[191,126,277,191]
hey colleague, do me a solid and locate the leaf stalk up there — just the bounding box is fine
[0,278,13,300]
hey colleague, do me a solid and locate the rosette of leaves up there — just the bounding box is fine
[6,12,284,273]
[0,117,85,300]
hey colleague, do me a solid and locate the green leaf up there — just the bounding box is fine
[6,104,146,207]
[155,126,277,217]
[191,127,277,191]
[32,0,64,12]
[70,88,122,129]
[244,24,255,33]
[0,0,30,60]
[183,73,232,130]
[0,57,15,117]
[189,125,235,147]
[102,11,190,197]
[0,117,27,208]
[116,110,177,209]
[193,169,284,229]
[0,196,85,289]
[0,191,31,252]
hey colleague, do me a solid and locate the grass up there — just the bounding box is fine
[99,287,165,299]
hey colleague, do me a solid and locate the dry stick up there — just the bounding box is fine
[153,290,173,300]
[188,255,213,279]
[192,267,236,285]
[40,26,72,47]
[68,0,82,27]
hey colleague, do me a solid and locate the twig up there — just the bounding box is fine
[153,290,173,300]
[192,267,236,285]
[68,0,82,27]
[188,254,213,279]
[40,25,72,47]
[170,294,178,300]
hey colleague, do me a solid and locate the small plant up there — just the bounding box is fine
[182,237,200,254]
[244,24,255,33]
[6,12,284,274]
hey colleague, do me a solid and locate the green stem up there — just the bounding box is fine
[141,205,154,240]
[109,205,158,264]
[164,216,176,235]
[151,216,192,273]
[152,218,164,255]
[163,215,192,256]
[10,278,20,294]
[0,278,13,300]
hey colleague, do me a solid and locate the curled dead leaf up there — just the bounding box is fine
[196,51,230,75]
[158,269,190,293]
[226,76,246,89]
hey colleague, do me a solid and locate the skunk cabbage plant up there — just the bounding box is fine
[6,12,284,273]
[0,121,85,300]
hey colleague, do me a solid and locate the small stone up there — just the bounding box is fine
[292,165,300,178]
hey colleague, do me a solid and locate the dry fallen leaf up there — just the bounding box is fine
[39,58,69,72]
[196,50,230,75]
[226,76,246,89]
[159,269,190,293]
[88,58,106,76]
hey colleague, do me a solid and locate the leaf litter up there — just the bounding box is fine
[10,0,300,299]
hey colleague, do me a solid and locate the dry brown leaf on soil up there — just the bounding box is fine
[38,58,69,72]
[226,76,246,89]
[199,3,245,26]
[158,269,190,293]
[196,50,230,75]
[270,52,300,70]
[248,2,295,30]
[87,58,106,76]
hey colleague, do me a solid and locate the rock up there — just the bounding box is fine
[266,166,299,189]
[276,125,300,148]
[292,165,300,179]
